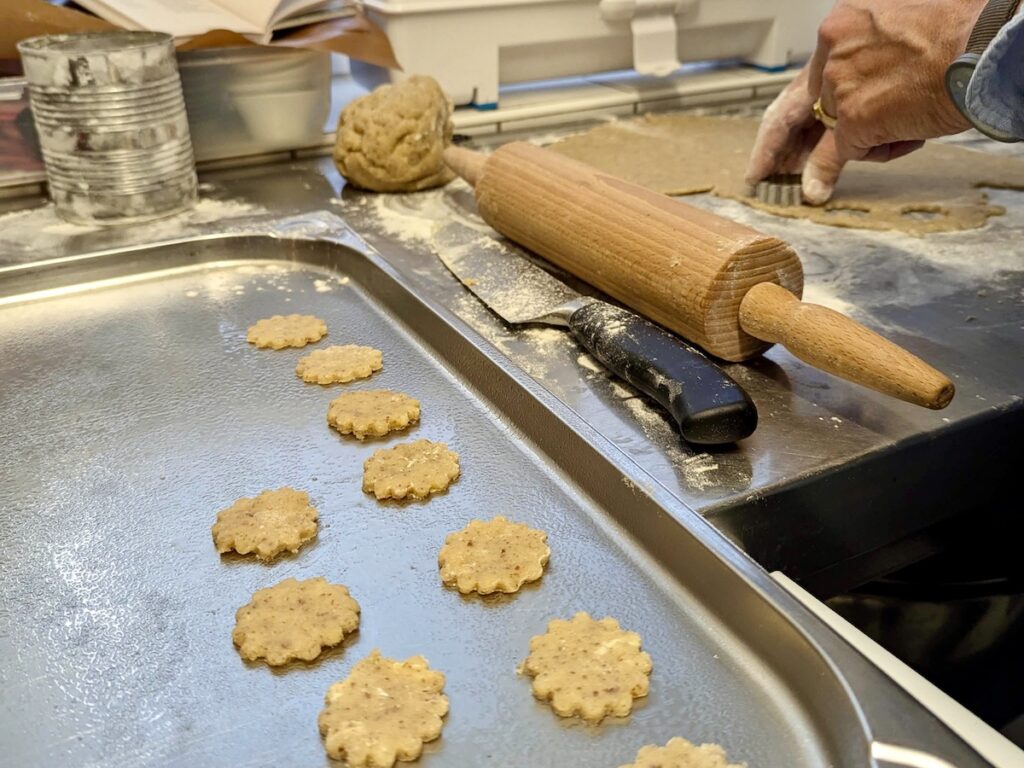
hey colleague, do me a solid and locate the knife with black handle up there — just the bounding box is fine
[433,222,757,445]
[568,301,756,444]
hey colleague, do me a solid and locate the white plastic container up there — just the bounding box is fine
[178,47,331,162]
[355,0,829,107]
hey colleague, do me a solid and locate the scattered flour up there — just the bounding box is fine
[801,283,860,317]
[0,197,266,259]
[576,353,603,374]
[701,191,1024,313]
[677,453,721,492]
[359,180,484,246]
[368,194,440,243]
[619,392,725,491]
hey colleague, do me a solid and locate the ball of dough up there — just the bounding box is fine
[333,75,455,193]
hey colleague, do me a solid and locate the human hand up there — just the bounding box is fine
[745,0,987,204]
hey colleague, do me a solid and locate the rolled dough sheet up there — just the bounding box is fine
[549,114,1024,235]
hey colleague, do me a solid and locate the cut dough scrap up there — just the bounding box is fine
[296,344,383,384]
[327,390,420,439]
[333,75,455,193]
[211,486,318,562]
[550,114,1024,234]
[318,649,448,767]
[438,516,550,595]
[522,611,653,722]
[620,737,745,768]
[232,577,360,666]
[363,439,460,501]
[247,314,327,349]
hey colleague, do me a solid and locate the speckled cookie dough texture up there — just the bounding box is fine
[318,650,448,767]
[333,75,455,193]
[620,737,745,768]
[247,314,327,349]
[212,487,318,562]
[438,516,550,595]
[522,611,653,722]
[327,390,421,439]
[362,439,460,500]
[232,577,360,666]
[296,344,383,384]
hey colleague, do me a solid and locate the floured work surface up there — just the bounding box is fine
[0,237,835,767]
[550,114,1024,234]
[345,168,1023,593]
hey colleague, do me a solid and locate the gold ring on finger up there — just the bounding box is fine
[812,97,838,129]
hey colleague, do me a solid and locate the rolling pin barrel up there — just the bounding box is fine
[446,142,954,409]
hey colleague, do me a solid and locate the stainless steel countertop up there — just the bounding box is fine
[2,125,1021,594]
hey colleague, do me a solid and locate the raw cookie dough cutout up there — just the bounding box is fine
[362,439,460,500]
[333,75,455,193]
[247,314,327,349]
[212,486,318,562]
[318,649,448,767]
[438,516,550,595]
[522,611,653,722]
[296,344,383,384]
[232,577,360,666]
[327,390,420,439]
[619,737,745,768]
[550,114,1024,234]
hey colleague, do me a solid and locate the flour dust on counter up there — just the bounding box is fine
[0,197,267,263]
[697,190,1024,332]
[334,178,488,249]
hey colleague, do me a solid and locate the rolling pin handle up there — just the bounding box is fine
[443,145,486,187]
[738,282,955,410]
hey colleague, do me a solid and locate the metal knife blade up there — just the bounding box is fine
[436,226,583,325]
[431,222,758,445]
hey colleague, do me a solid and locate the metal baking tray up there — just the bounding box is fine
[0,218,986,767]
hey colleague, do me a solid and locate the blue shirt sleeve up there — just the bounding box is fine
[965,12,1024,141]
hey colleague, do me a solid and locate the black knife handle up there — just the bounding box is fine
[568,302,757,445]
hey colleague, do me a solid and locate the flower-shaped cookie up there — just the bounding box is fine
[522,612,652,722]
[363,439,459,500]
[619,737,744,768]
[233,577,360,665]
[319,650,448,767]
[296,344,383,385]
[212,487,317,562]
[247,314,327,349]
[327,390,420,439]
[439,516,549,595]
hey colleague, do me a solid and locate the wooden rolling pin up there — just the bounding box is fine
[444,143,954,409]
